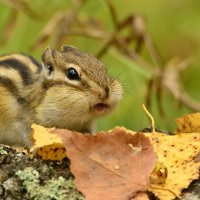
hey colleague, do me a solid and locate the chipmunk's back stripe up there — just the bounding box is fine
[0,77,26,104]
[0,58,32,85]
[25,55,42,73]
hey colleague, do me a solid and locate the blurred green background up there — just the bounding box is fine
[0,0,200,132]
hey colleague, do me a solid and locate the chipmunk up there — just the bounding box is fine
[0,45,123,147]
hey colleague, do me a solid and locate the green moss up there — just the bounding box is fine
[16,167,84,200]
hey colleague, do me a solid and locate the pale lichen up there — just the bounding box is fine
[0,146,8,155]
[16,167,84,200]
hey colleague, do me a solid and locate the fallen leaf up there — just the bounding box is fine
[30,119,200,200]
[150,161,168,185]
[54,127,156,200]
[131,192,150,200]
[141,106,200,199]
[31,124,66,160]
[176,112,200,133]
[146,131,200,200]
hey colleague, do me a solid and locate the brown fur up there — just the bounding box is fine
[0,46,123,147]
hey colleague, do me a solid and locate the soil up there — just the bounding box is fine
[0,144,199,200]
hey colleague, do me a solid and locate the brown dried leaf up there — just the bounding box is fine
[131,192,150,200]
[55,127,156,200]
[162,58,200,111]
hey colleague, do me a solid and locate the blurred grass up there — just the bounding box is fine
[0,0,200,132]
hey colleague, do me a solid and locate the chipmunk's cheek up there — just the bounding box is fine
[109,82,123,105]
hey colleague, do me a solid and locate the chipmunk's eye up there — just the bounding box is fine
[66,67,80,80]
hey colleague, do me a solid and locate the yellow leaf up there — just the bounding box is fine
[150,161,168,185]
[147,131,200,200]
[176,112,200,133]
[31,124,66,161]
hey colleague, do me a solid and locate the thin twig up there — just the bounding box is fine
[142,104,156,133]
[31,11,66,50]
[53,0,87,48]
[96,16,133,58]
[115,36,154,70]
[106,0,119,27]
[64,29,108,40]
[146,78,154,108]
[1,0,42,19]
[144,33,164,68]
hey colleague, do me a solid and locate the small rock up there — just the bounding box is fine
[0,155,6,164]
[41,164,49,174]
[2,177,21,199]
[0,185,4,196]
[182,192,200,200]
[5,156,11,164]
[0,169,8,183]
[4,194,18,200]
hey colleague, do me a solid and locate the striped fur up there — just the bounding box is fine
[0,54,42,103]
[0,54,43,146]
[0,46,123,147]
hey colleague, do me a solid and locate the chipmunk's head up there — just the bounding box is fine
[41,45,123,129]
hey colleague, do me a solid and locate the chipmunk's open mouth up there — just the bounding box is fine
[93,103,109,113]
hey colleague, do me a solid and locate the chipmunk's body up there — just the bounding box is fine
[0,46,122,147]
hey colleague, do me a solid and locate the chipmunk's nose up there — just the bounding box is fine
[105,86,109,98]
[99,87,109,100]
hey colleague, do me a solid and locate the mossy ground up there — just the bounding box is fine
[0,145,83,200]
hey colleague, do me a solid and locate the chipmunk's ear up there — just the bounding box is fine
[42,47,56,62]
[42,47,56,76]
[61,45,77,53]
